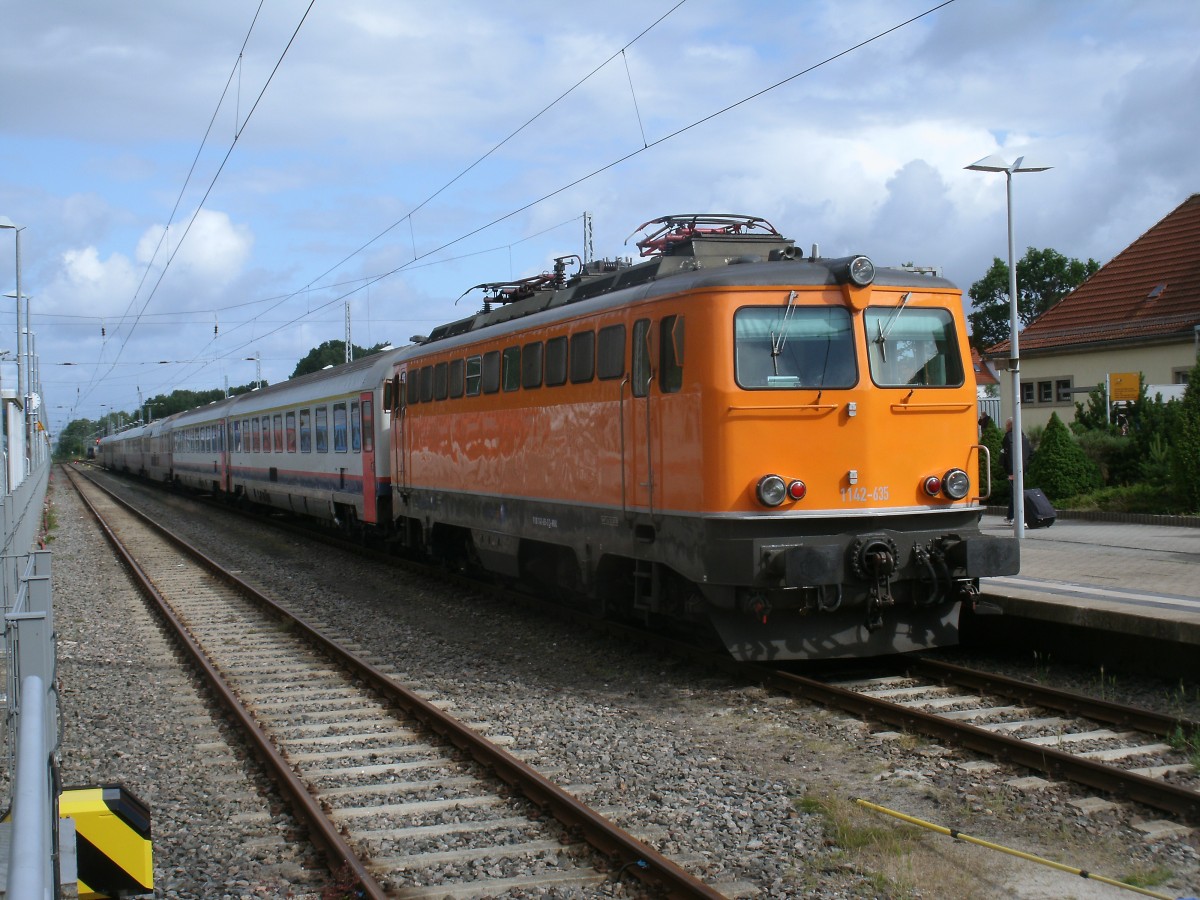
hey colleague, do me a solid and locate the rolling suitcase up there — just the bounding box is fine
[1023,488,1056,529]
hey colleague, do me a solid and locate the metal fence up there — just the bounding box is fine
[1,455,56,897]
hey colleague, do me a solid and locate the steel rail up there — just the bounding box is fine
[749,663,1200,823]
[65,465,390,899]
[905,656,1200,737]
[68,465,725,899]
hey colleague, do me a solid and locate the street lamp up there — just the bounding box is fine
[965,154,1052,539]
[0,217,25,417]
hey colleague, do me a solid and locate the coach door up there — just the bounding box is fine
[219,417,232,494]
[358,391,379,524]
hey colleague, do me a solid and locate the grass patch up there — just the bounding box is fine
[1168,726,1200,771]
[1060,483,1179,514]
[1120,863,1174,889]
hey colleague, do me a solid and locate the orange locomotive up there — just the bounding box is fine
[388,215,1019,660]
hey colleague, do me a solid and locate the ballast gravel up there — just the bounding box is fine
[49,467,1200,899]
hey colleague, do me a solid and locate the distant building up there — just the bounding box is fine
[988,193,1200,429]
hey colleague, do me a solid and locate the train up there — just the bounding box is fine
[99,213,1019,660]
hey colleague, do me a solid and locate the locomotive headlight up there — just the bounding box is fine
[942,468,970,500]
[756,475,788,507]
[848,255,875,286]
[922,475,942,497]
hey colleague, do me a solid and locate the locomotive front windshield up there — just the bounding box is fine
[865,305,964,387]
[734,306,856,389]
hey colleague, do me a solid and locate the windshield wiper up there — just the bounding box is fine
[770,290,799,375]
[873,292,912,363]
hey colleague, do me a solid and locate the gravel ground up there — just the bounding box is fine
[49,466,1200,899]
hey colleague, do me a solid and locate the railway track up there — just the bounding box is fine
[756,658,1200,827]
[65,465,728,898]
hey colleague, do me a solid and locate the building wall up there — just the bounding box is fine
[998,337,1198,430]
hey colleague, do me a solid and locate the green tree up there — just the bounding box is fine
[291,340,392,379]
[979,418,1007,507]
[1171,360,1200,512]
[967,247,1100,350]
[1026,412,1103,503]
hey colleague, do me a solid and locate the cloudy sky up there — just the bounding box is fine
[2,0,1198,437]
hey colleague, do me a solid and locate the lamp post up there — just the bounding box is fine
[965,155,1051,539]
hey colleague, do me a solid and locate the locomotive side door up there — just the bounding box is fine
[625,318,655,518]
[391,365,408,494]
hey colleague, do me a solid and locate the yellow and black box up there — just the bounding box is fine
[60,784,153,899]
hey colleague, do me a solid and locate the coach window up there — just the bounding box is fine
[299,408,312,452]
[264,416,274,452]
[632,319,651,398]
[420,365,435,403]
[545,336,567,386]
[407,369,421,405]
[434,362,449,400]
[500,346,520,392]
[570,331,595,384]
[252,417,262,453]
[315,406,329,452]
[352,400,364,452]
[598,324,626,380]
[333,402,348,452]
[659,315,685,393]
[449,358,465,398]
[286,412,297,452]
[734,307,855,389]
[522,341,543,389]
[273,414,284,452]
[466,355,483,395]
[232,420,241,452]
[865,306,963,387]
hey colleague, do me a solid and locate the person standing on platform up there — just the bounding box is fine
[1001,417,1032,524]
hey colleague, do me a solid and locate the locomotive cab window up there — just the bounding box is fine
[660,315,684,393]
[632,319,651,398]
[865,305,964,387]
[734,306,855,389]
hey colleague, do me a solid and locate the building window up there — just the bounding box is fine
[1020,382,1035,404]
[1037,381,1053,403]
[1055,378,1073,403]
[1174,368,1191,385]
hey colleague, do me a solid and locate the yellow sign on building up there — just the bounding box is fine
[1110,372,1141,402]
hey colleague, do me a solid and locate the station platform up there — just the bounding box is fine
[964,513,1200,675]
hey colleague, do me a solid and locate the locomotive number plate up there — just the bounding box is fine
[840,486,890,503]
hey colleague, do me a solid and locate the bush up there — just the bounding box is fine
[1026,412,1103,503]
[1170,360,1200,513]
[979,419,1007,505]
[1075,430,1135,485]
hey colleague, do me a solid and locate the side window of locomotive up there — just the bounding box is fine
[569,331,595,384]
[351,400,362,452]
[286,412,297,453]
[300,408,312,452]
[420,365,435,403]
[659,315,685,394]
[382,379,393,413]
[632,319,651,398]
[482,351,501,394]
[499,346,519,392]
[273,414,284,453]
[734,306,856,389]
[434,362,448,400]
[333,402,348,452]
[448,359,465,398]
[406,369,420,405]
[864,306,964,388]
[598,324,626,380]
[465,355,483,395]
[545,336,567,386]
[522,342,543,389]
[315,406,329,452]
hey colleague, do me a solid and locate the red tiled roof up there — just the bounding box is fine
[991,193,1200,354]
[970,347,998,385]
